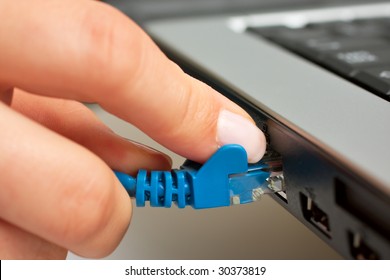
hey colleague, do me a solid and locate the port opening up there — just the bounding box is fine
[300,193,331,238]
[348,231,379,260]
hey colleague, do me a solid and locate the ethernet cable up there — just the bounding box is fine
[115,144,284,209]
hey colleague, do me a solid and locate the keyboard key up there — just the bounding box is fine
[353,66,390,97]
[249,26,330,44]
[321,49,390,76]
[293,37,390,60]
[329,20,390,38]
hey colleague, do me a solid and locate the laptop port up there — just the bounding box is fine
[349,231,379,260]
[300,193,331,238]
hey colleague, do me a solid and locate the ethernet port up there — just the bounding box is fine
[300,193,331,238]
[349,232,379,260]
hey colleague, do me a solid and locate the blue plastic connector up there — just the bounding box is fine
[115,144,284,209]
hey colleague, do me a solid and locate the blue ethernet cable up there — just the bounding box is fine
[114,144,284,209]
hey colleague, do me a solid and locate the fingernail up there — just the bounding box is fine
[217,110,266,163]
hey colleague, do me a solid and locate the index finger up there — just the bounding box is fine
[0,0,266,163]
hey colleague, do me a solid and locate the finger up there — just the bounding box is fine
[11,89,172,174]
[0,0,266,163]
[0,102,132,258]
[0,219,67,259]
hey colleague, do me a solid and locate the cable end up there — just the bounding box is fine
[114,145,284,209]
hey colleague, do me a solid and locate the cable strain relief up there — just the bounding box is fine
[135,169,193,208]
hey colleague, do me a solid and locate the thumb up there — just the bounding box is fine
[94,12,267,163]
[108,67,267,163]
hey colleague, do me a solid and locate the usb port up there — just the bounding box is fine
[349,231,379,260]
[300,193,331,238]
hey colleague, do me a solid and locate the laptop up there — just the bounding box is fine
[104,0,390,259]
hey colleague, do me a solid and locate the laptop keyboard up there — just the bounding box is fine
[248,18,390,102]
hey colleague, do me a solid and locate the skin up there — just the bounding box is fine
[0,0,266,259]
